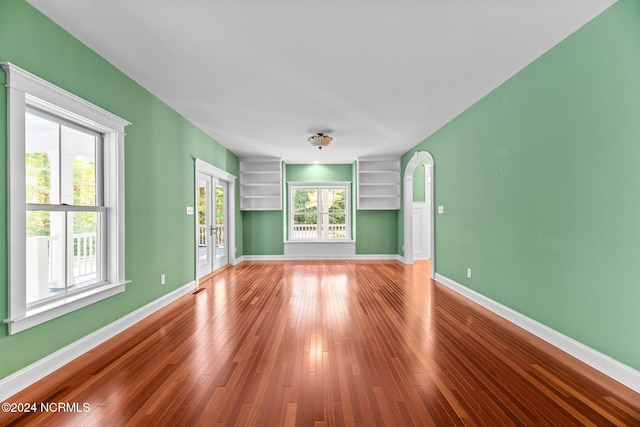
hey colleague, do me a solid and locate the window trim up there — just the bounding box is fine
[2,62,130,334]
[26,107,107,302]
[288,181,351,242]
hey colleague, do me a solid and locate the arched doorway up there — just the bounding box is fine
[403,151,435,279]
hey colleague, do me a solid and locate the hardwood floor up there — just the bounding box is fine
[2,260,639,426]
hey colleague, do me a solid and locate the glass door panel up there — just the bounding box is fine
[196,173,228,279]
[214,181,228,270]
[196,172,213,278]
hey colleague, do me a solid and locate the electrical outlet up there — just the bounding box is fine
[466,268,472,279]
[161,274,166,285]
[438,206,444,214]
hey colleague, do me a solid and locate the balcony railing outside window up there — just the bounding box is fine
[198,224,224,248]
[291,223,347,239]
[26,232,98,303]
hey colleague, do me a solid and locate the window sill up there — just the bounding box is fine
[4,281,130,334]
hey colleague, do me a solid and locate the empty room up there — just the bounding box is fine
[1,0,640,425]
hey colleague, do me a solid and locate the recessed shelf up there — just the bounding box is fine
[357,158,401,210]
[240,157,282,211]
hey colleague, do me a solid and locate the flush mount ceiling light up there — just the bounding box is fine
[308,133,332,150]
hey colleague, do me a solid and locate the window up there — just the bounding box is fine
[2,62,130,334]
[26,109,105,305]
[289,183,350,240]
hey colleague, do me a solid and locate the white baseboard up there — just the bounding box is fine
[240,254,403,261]
[241,255,286,261]
[0,281,197,402]
[232,256,245,265]
[352,254,403,261]
[435,273,640,394]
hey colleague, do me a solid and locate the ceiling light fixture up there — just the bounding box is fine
[308,133,332,150]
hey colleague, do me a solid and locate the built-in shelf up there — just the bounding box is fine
[240,158,282,210]
[357,158,401,210]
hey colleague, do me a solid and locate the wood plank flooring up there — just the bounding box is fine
[2,260,639,426]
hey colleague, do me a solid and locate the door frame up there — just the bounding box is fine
[194,158,236,279]
[196,171,214,278]
[403,151,435,279]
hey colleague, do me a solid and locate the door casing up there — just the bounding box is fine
[403,151,435,279]
[194,159,236,280]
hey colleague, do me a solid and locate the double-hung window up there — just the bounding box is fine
[25,109,104,302]
[289,183,350,240]
[3,62,130,334]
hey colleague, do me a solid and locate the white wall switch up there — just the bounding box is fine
[438,206,444,214]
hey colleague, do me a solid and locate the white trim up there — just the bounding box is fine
[1,62,130,131]
[5,282,128,334]
[2,62,130,334]
[195,158,236,183]
[435,273,640,394]
[285,239,354,244]
[288,182,351,241]
[352,254,402,261]
[7,81,27,321]
[240,254,403,261]
[194,158,237,274]
[403,151,435,279]
[0,281,197,402]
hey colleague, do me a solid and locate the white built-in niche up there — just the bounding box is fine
[357,158,401,210]
[239,158,282,210]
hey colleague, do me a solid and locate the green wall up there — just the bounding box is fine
[355,211,398,255]
[242,210,284,255]
[286,163,398,254]
[412,160,431,202]
[401,0,640,370]
[0,0,241,379]
[241,163,398,255]
[286,163,353,182]
[286,163,353,242]
[9,0,632,385]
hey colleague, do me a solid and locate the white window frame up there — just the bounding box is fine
[25,107,107,303]
[288,182,351,241]
[2,62,130,334]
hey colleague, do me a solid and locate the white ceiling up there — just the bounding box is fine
[27,0,615,164]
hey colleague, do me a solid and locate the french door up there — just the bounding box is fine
[196,172,228,279]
